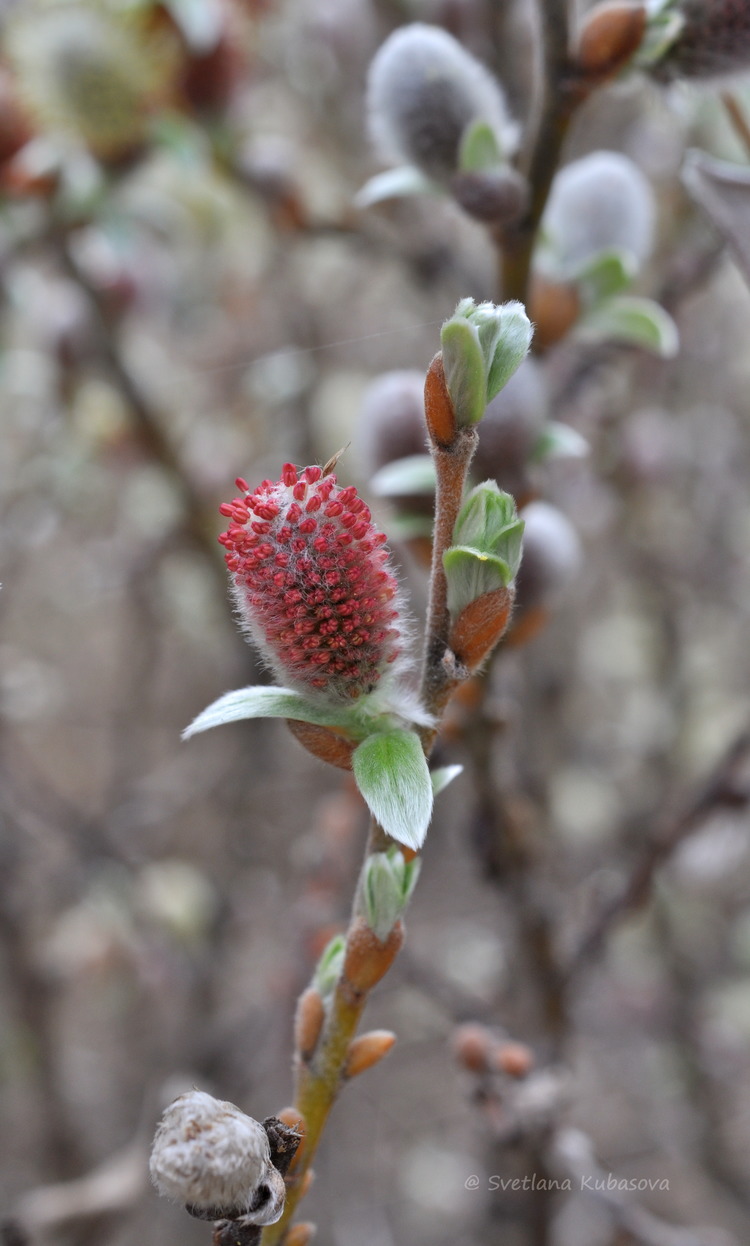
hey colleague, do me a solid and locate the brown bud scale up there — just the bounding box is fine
[449,586,513,670]
[577,3,647,78]
[424,353,457,448]
[294,987,326,1061]
[343,916,404,995]
[287,720,356,770]
[344,1029,397,1078]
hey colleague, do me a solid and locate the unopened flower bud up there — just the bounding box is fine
[528,276,581,351]
[294,987,326,1061]
[494,1041,535,1078]
[441,298,533,428]
[344,1029,397,1077]
[219,464,407,705]
[367,24,517,184]
[343,915,404,994]
[652,0,750,80]
[150,1091,285,1224]
[361,846,421,941]
[540,151,656,278]
[451,166,528,223]
[452,1022,494,1073]
[576,2,647,77]
[287,1223,317,1246]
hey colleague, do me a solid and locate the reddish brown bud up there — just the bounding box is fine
[343,916,404,995]
[448,586,513,670]
[452,1023,494,1073]
[344,1029,397,1078]
[494,1041,535,1078]
[424,353,457,448]
[294,988,326,1061]
[577,2,647,78]
[286,1223,317,1246]
[286,721,356,770]
[528,276,580,352]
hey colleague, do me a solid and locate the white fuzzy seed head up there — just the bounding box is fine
[367,23,518,183]
[150,1090,272,1215]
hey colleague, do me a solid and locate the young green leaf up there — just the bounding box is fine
[458,119,505,173]
[355,165,438,208]
[369,454,436,498]
[578,296,679,358]
[352,729,433,850]
[431,764,464,796]
[573,247,637,305]
[183,686,363,740]
[441,317,487,426]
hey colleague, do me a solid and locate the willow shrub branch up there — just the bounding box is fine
[499,0,648,303]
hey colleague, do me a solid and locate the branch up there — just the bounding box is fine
[569,728,750,974]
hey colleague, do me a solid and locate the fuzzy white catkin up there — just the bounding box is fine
[366,23,518,182]
[150,1090,272,1213]
[542,151,656,275]
[516,502,582,609]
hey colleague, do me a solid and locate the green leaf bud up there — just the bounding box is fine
[313,933,346,998]
[443,481,524,618]
[362,847,422,942]
[440,298,533,427]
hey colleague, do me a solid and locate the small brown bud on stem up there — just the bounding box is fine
[294,988,326,1062]
[424,354,457,448]
[344,1030,397,1078]
[577,3,647,79]
[343,916,404,995]
[452,1023,494,1073]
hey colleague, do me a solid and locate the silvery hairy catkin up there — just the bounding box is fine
[655,0,750,81]
[366,23,517,183]
[542,151,655,274]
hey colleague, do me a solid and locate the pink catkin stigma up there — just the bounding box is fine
[219,464,404,702]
